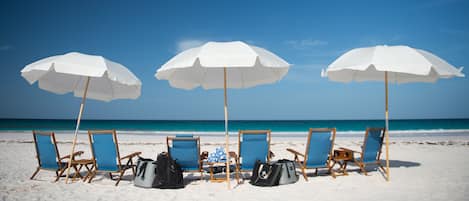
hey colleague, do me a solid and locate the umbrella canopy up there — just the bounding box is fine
[323,45,464,181]
[325,45,464,83]
[156,41,290,89]
[21,52,141,101]
[21,52,141,183]
[156,41,290,188]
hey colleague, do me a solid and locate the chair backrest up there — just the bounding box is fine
[304,128,336,168]
[238,130,271,170]
[175,134,194,138]
[88,130,121,172]
[361,128,385,163]
[33,131,60,169]
[167,136,200,171]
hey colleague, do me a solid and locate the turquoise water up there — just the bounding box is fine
[1,118,469,132]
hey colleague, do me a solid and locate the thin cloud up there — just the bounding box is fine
[176,39,206,52]
[0,45,12,51]
[284,39,328,49]
[358,35,404,46]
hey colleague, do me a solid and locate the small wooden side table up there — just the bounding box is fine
[70,159,95,182]
[332,148,354,176]
[204,161,232,182]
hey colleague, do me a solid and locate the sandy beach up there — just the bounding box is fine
[0,131,468,201]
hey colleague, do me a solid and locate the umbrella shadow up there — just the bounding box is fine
[387,160,421,168]
[182,173,212,186]
[346,159,421,169]
[344,159,421,179]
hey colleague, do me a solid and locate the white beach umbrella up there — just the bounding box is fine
[323,45,464,181]
[21,52,142,182]
[156,41,290,188]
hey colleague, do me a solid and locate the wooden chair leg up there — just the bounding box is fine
[30,167,40,180]
[115,171,125,186]
[82,164,93,182]
[315,168,318,176]
[130,160,136,176]
[72,165,82,180]
[109,173,113,180]
[358,162,368,175]
[328,164,336,179]
[235,163,240,184]
[55,168,66,182]
[88,171,96,183]
[301,166,308,181]
[378,161,386,174]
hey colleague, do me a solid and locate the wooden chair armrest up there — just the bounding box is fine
[60,151,84,160]
[228,151,238,159]
[269,151,275,159]
[200,151,209,160]
[339,147,360,154]
[286,148,304,157]
[120,152,142,160]
[228,151,239,164]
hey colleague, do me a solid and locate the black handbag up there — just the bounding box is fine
[250,160,282,187]
[152,152,184,189]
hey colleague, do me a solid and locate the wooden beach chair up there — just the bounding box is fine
[232,130,271,183]
[342,128,386,175]
[286,128,336,181]
[167,134,204,180]
[87,130,141,186]
[30,131,84,181]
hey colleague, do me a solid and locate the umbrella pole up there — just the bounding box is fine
[385,72,390,181]
[224,67,231,189]
[65,77,90,184]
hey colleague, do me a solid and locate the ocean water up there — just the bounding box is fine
[1,119,469,135]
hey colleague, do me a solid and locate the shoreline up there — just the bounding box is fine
[2,131,469,146]
[2,128,469,135]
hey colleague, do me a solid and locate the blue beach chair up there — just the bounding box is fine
[233,130,271,183]
[167,135,203,180]
[287,128,336,181]
[87,130,141,186]
[347,128,386,175]
[30,131,83,181]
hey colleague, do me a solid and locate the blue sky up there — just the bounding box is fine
[0,0,468,120]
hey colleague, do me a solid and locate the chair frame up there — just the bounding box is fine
[87,130,141,186]
[233,130,272,183]
[286,128,336,181]
[166,136,204,180]
[30,131,83,181]
[348,128,386,175]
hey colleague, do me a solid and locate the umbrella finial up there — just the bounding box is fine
[321,69,328,77]
[458,67,465,77]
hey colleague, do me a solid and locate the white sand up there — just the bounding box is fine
[1,131,469,201]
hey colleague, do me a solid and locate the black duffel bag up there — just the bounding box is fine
[250,160,282,186]
[152,152,184,189]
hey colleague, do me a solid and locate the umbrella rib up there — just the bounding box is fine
[106,75,115,100]
[72,76,84,96]
[352,69,357,81]
[241,68,246,88]
[199,66,208,88]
